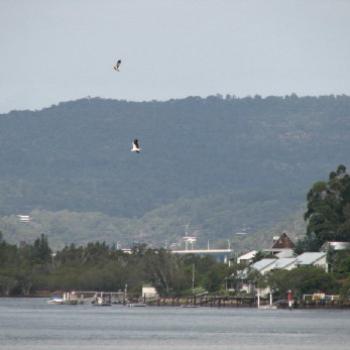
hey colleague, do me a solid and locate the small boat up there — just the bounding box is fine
[92,297,111,306]
[92,293,112,306]
[47,292,82,305]
[258,304,278,310]
[127,303,147,308]
[47,297,64,305]
[47,297,79,305]
[181,304,198,308]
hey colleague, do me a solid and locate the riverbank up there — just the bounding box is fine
[3,293,350,309]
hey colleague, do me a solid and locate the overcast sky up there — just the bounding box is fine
[1,0,350,113]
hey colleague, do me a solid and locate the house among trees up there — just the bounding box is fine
[237,250,257,265]
[232,232,330,295]
[142,285,158,301]
[249,251,328,276]
[263,232,295,259]
[246,233,328,275]
[294,252,328,272]
[236,233,296,267]
[321,241,350,252]
[271,232,295,249]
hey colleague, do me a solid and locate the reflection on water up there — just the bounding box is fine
[1,298,350,349]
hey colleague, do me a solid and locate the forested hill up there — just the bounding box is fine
[0,95,350,249]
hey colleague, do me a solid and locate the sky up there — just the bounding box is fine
[1,0,350,113]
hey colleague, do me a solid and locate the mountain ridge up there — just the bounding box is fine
[0,95,349,249]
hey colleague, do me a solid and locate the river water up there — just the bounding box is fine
[0,298,350,349]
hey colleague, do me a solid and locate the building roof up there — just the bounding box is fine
[321,241,350,251]
[237,250,257,263]
[269,258,296,269]
[250,259,276,272]
[275,249,294,259]
[272,232,295,249]
[295,252,326,265]
[244,252,328,277]
[251,258,296,274]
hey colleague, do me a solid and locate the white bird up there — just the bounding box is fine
[113,59,122,71]
[131,139,141,153]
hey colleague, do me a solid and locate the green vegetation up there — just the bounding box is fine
[1,92,350,299]
[265,267,339,300]
[238,165,350,301]
[295,164,350,253]
[0,233,231,297]
[1,95,350,248]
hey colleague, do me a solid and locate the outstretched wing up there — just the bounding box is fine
[133,139,139,148]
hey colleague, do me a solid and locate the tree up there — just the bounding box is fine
[251,250,275,263]
[31,234,52,264]
[294,233,320,254]
[0,275,18,296]
[267,266,338,299]
[302,165,350,250]
[203,264,229,292]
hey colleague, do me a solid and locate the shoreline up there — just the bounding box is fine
[2,295,350,310]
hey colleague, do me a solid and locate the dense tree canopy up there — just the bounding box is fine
[0,234,230,297]
[266,266,339,299]
[297,165,350,252]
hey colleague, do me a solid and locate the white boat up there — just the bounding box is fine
[92,293,112,306]
[47,292,81,305]
[92,296,111,306]
[181,304,198,308]
[127,303,147,307]
[47,297,64,305]
[258,304,278,310]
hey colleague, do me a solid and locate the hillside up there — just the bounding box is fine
[0,95,349,249]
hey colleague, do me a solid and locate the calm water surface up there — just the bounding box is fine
[0,298,350,349]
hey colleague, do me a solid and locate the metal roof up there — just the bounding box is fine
[237,250,257,262]
[275,249,294,258]
[295,252,326,265]
[251,259,276,272]
[270,257,296,269]
[321,241,350,251]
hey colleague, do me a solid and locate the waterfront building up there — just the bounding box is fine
[237,250,257,265]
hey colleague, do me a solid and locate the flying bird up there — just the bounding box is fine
[113,59,122,71]
[131,139,141,153]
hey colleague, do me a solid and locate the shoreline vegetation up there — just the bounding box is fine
[0,233,349,309]
[1,165,350,307]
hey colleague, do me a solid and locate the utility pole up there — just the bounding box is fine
[124,283,128,304]
[192,264,195,294]
[227,239,232,267]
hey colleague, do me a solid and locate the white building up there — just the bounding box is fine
[293,252,328,272]
[237,250,257,265]
[249,259,276,275]
[321,241,350,252]
[249,252,328,275]
[142,285,158,301]
[17,215,31,223]
[275,249,294,259]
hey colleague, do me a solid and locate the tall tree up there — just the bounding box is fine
[304,165,350,248]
